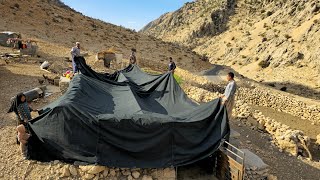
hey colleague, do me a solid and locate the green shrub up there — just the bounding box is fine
[174,74,183,85]
[258,60,270,68]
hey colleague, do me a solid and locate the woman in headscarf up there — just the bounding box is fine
[7,93,37,125]
[7,93,37,159]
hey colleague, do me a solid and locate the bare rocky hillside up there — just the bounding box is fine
[1,1,320,179]
[0,0,210,72]
[141,0,320,99]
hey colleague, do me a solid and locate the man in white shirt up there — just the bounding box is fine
[70,42,81,73]
[220,72,237,119]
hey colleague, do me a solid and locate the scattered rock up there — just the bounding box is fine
[122,169,131,176]
[83,173,95,179]
[142,175,153,180]
[127,175,133,180]
[109,169,116,177]
[102,169,109,177]
[60,166,70,177]
[132,170,141,179]
[87,165,106,174]
[268,174,278,180]
[53,160,60,165]
[69,165,78,176]
[80,165,106,174]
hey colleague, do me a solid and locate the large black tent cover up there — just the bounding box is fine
[27,57,230,168]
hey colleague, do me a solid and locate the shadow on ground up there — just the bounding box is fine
[178,161,217,180]
[263,81,320,100]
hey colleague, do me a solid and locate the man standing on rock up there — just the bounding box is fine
[70,42,81,74]
[220,72,237,119]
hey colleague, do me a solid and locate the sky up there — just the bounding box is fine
[61,0,192,31]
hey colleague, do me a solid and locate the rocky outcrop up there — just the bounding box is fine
[142,0,320,91]
[141,0,236,48]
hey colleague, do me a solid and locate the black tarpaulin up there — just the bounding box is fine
[27,57,230,168]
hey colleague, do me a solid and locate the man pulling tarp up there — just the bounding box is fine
[220,72,237,119]
[70,42,81,74]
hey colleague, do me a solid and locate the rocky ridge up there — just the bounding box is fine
[142,0,320,94]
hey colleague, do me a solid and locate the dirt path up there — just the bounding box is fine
[252,105,320,139]
[252,105,320,161]
[230,118,320,179]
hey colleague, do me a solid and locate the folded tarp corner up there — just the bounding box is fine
[27,56,230,168]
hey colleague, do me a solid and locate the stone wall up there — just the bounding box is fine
[57,163,176,180]
[235,102,312,158]
[176,69,320,124]
[236,87,320,124]
[181,83,312,158]
[196,81,320,124]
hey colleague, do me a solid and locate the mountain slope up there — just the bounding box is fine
[141,0,236,48]
[0,0,210,72]
[141,0,320,95]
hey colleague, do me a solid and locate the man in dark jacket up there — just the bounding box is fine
[168,57,176,74]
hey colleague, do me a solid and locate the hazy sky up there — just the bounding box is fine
[61,0,192,30]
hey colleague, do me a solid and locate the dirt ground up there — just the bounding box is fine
[230,117,320,179]
[252,105,320,139]
[251,105,320,163]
